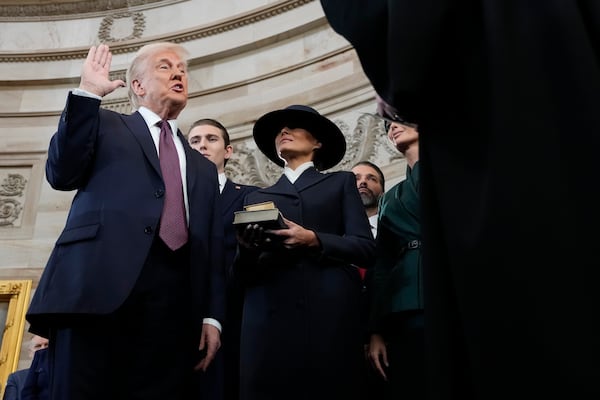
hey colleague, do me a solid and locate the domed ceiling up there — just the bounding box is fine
[0,0,165,19]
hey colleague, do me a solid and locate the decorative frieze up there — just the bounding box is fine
[98,12,146,43]
[0,172,28,228]
[0,154,45,239]
[226,112,403,187]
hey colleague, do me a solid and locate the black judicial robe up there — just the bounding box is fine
[320,1,600,398]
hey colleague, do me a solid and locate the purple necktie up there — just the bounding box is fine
[158,120,188,250]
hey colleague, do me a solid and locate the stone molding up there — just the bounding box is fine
[0,0,180,21]
[98,44,351,116]
[0,0,315,63]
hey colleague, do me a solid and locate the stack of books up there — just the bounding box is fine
[232,201,287,230]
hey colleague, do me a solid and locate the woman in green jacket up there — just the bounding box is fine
[367,117,423,400]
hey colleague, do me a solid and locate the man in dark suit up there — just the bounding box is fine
[21,346,49,400]
[188,119,258,400]
[26,42,225,400]
[3,335,48,400]
[320,1,600,399]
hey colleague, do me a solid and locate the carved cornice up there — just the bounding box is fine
[0,45,353,118]
[0,0,316,63]
[0,0,181,21]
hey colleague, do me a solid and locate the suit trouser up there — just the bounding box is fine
[48,239,198,400]
[383,310,425,400]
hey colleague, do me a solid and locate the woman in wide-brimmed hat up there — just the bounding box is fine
[233,105,375,400]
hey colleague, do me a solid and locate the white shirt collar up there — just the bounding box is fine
[218,173,227,193]
[283,161,314,184]
[137,106,178,135]
[369,214,379,239]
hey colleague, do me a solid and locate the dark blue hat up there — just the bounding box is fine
[252,105,346,170]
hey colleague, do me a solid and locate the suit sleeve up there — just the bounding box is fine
[21,349,48,400]
[230,191,263,286]
[368,222,398,332]
[46,92,102,191]
[3,373,19,400]
[206,167,227,324]
[315,173,376,268]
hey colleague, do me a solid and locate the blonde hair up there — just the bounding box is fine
[126,42,190,110]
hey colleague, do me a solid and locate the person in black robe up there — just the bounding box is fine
[320,1,600,398]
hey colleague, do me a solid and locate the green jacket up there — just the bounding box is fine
[369,162,423,332]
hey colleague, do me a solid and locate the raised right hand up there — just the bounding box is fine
[79,44,125,97]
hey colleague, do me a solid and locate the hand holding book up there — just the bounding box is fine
[234,201,287,249]
[234,202,319,249]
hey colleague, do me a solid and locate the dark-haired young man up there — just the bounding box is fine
[189,119,258,400]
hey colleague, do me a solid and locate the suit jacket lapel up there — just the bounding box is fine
[259,174,298,197]
[220,179,240,213]
[292,167,329,192]
[179,131,197,195]
[259,169,329,197]
[122,112,161,177]
[122,114,196,195]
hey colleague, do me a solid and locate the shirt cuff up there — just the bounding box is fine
[203,318,222,332]
[71,88,102,100]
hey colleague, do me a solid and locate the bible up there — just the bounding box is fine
[233,201,288,230]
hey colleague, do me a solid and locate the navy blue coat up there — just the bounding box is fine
[234,168,375,400]
[26,93,225,336]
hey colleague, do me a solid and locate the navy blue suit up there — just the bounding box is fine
[26,93,225,399]
[201,179,258,400]
[21,348,49,400]
[221,179,259,270]
[3,369,28,400]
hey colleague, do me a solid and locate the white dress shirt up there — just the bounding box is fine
[369,214,378,239]
[218,172,227,194]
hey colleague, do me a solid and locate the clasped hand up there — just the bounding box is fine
[237,217,319,249]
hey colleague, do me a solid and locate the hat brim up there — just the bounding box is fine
[253,109,346,170]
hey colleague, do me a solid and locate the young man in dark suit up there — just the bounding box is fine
[188,118,258,400]
[26,43,225,400]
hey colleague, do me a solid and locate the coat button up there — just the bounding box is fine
[154,189,164,198]
[144,226,153,234]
